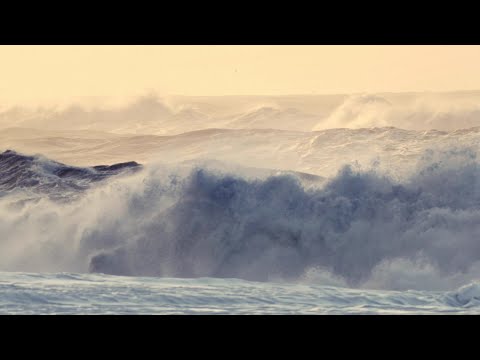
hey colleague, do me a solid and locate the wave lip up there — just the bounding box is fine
[446,283,480,307]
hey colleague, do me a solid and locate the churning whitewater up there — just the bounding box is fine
[3,92,480,314]
[1,272,480,314]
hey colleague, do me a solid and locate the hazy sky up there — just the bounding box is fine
[1,45,480,104]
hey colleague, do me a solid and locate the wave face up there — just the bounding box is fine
[0,150,141,201]
[3,148,480,291]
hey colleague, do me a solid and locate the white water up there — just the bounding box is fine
[3,92,480,314]
[2,272,480,314]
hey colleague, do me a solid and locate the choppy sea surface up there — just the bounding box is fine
[1,272,480,314]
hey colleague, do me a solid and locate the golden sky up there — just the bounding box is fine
[1,45,480,103]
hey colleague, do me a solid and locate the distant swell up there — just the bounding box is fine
[3,148,480,291]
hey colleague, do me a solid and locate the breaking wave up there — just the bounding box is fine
[0,150,141,202]
[3,148,480,291]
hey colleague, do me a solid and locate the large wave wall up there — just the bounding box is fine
[2,148,480,291]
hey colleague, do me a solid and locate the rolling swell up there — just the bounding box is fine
[2,148,480,290]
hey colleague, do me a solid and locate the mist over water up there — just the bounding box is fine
[4,91,480,135]
[2,145,480,292]
[3,92,480,311]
